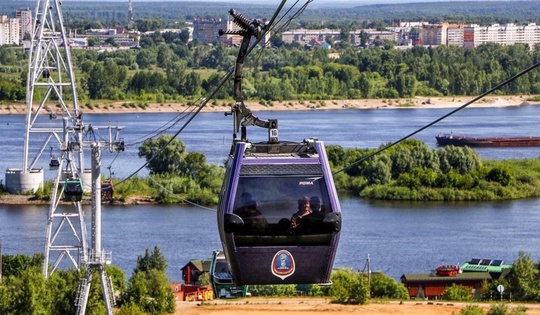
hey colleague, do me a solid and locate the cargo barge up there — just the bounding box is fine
[436,134,540,147]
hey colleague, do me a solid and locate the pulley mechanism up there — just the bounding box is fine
[220,9,278,144]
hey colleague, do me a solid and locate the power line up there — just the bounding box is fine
[333,59,540,175]
[115,0,311,186]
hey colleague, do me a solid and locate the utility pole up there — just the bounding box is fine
[1,242,3,283]
[361,254,372,297]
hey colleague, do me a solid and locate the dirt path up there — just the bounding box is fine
[174,298,540,315]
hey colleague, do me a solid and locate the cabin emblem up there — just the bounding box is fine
[271,250,295,280]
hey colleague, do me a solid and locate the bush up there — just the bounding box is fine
[456,304,485,315]
[444,283,473,301]
[370,273,409,299]
[329,268,370,304]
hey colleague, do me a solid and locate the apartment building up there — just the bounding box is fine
[76,28,136,46]
[0,15,20,45]
[281,28,342,46]
[464,23,540,49]
[192,17,228,45]
[192,16,271,46]
[16,8,32,42]
[447,25,465,46]
[280,22,540,50]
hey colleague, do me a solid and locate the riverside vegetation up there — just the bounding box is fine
[10,136,539,205]
[3,33,540,109]
[1,250,540,314]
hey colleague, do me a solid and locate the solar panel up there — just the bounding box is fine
[470,258,481,264]
[480,259,492,265]
[492,259,503,266]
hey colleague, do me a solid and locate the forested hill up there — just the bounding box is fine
[3,1,540,27]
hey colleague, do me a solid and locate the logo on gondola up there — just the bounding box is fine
[271,250,295,280]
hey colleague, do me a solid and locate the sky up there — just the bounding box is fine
[73,0,518,3]
[65,0,524,10]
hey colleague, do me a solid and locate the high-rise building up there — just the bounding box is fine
[193,17,227,44]
[0,15,20,45]
[464,23,540,49]
[16,8,32,42]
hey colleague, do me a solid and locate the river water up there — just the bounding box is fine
[1,106,540,281]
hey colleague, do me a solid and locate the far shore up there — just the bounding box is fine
[1,94,538,205]
[1,95,538,115]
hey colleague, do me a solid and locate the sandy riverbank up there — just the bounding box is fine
[0,95,537,115]
[174,297,540,315]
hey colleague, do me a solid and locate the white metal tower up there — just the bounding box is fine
[127,0,135,30]
[16,1,125,313]
[12,0,89,278]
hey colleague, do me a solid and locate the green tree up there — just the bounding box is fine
[248,284,297,296]
[124,246,175,314]
[135,246,168,273]
[138,135,187,175]
[180,152,207,180]
[507,251,540,301]
[329,268,370,304]
[362,156,392,185]
[136,49,157,69]
[438,145,481,174]
[486,166,512,186]
[370,273,409,299]
[85,60,127,99]
[0,266,52,315]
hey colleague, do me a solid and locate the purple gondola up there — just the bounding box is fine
[217,138,341,285]
[216,8,341,285]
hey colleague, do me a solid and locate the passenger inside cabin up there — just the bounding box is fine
[235,192,268,232]
[290,195,311,229]
[290,195,327,231]
[310,196,324,217]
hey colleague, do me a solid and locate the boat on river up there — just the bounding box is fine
[436,134,540,147]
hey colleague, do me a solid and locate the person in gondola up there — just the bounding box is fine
[290,195,311,229]
[291,195,326,231]
[235,192,268,232]
[309,196,324,217]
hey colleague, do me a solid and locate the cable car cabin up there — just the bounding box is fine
[63,178,84,202]
[209,250,248,299]
[101,181,114,201]
[49,157,60,170]
[217,138,341,286]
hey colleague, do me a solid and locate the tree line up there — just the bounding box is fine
[2,38,540,108]
[11,135,539,205]
[0,246,174,315]
[328,138,540,201]
[2,250,540,314]
[95,137,540,204]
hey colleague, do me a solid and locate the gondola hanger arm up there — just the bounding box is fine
[221,2,287,142]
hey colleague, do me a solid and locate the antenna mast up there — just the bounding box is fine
[127,0,134,30]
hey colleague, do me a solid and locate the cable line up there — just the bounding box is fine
[115,0,309,186]
[333,59,540,175]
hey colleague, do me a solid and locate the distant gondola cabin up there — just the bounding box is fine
[101,181,114,201]
[64,178,83,202]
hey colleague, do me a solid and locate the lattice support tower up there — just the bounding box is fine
[21,0,87,278]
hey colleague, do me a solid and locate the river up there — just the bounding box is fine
[1,106,540,281]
